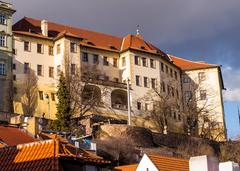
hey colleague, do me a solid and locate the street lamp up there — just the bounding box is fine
[127,78,131,126]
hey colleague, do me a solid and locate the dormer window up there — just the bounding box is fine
[0,14,6,25]
[139,46,145,50]
[109,45,116,50]
[87,41,95,46]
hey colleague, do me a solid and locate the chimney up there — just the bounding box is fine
[190,155,219,171]
[219,162,240,171]
[41,20,48,36]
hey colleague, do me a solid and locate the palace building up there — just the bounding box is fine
[0,1,15,113]
[11,17,226,140]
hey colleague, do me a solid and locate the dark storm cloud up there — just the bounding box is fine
[10,0,240,68]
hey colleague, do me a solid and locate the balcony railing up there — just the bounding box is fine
[81,76,128,89]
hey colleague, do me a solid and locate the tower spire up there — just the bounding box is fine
[136,25,143,39]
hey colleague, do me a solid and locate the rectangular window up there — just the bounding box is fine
[165,65,169,74]
[198,72,206,82]
[51,93,55,101]
[171,87,174,97]
[113,58,118,67]
[13,74,16,81]
[39,91,44,100]
[37,65,43,76]
[137,102,141,110]
[135,56,140,65]
[170,68,173,77]
[144,77,149,88]
[103,57,109,66]
[70,42,77,53]
[12,63,16,70]
[49,67,54,78]
[151,78,156,89]
[145,103,149,111]
[0,63,5,75]
[161,62,164,72]
[185,91,192,102]
[136,75,141,86]
[142,57,147,67]
[37,43,44,54]
[82,52,88,62]
[200,90,207,100]
[0,35,6,47]
[48,46,53,55]
[24,62,29,74]
[93,54,99,64]
[183,74,190,83]
[150,59,155,68]
[0,14,6,25]
[71,64,76,75]
[57,44,61,54]
[122,57,126,67]
[57,65,61,75]
[24,41,30,51]
[167,85,171,95]
[161,82,165,92]
[174,71,178,80]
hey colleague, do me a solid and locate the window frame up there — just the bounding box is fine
[37,64,43,76]
[24,41,31,52]
[37,43,44,54]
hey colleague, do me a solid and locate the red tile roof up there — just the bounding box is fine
[13,17,123,52]
[148,154,189,171]
[0,134,110,171]
[169,55,218,70]
[13,17,170,61]
[114,164,138,171]
[0,125,37,147]
[0,139,60,171]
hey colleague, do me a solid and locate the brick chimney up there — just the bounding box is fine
[41,20,48,36]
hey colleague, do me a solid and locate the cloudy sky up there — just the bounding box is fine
[11,0,240,138]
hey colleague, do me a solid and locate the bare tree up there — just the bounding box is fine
[139,83,181,134]
[20,70,38,117]
[61,55,110,134]
[183,75,225,141]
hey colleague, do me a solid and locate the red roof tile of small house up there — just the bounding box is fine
[0,125,37,146]
[169,55,218,70]
[148,154,189,171]
[0,139,60,171]
[0,135,110,171]
[114,164,138,171]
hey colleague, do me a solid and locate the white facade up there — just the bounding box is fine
[12,18,226,136]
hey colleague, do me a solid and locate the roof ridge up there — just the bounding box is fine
[24,16,123,40]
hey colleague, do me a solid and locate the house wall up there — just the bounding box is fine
[182,67,226,140]
[136,154,158,171]
[0,2,15,112]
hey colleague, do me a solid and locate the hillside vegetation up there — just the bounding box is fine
[95,124,240,165]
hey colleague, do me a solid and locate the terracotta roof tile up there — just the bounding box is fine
[148,154,189,171]
[114,164,138,171]
[13,17,123,52]
[0,125,37,146]
[13,17,170,60]
[169,55,218,70]
[0,139,59,171]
